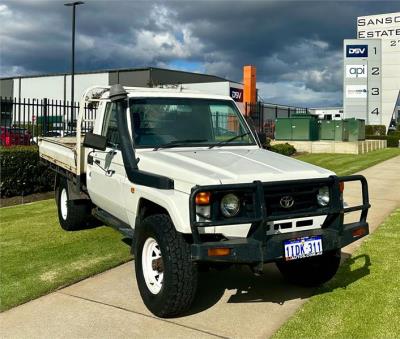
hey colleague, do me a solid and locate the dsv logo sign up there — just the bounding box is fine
[346,45,368,58]
[346,65,367,78]
[230,87,243,102]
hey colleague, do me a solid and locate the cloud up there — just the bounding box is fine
[258,81,342,108]
[0,0,398,107]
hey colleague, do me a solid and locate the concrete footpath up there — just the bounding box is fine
[1,156,399,338]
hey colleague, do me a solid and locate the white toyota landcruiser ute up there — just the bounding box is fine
[39,84,370,317]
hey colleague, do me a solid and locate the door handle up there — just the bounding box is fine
[105,170,115,177]
[94,159,101,165]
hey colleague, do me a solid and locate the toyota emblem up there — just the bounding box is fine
[280,196,294,209]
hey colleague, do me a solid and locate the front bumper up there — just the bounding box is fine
[189,175,370,264]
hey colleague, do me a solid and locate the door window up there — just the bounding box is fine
[102,103,120,149]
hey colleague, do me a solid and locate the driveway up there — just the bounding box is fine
[1,155,399,338]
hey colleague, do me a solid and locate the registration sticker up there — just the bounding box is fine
[284,236,323,261]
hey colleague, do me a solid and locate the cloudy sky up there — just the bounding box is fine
[0,0,398,107]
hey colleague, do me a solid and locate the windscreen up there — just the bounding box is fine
[129,98,256,148]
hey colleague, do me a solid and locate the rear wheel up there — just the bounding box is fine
[276,249,341,287]
[134,214,198,317]
[56,179,91,231]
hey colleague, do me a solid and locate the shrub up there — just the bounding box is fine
[365,125,386,136]
[387,130,400,138]
[366,135,400,148]
[0,146,55,197]
[270,143,296,156]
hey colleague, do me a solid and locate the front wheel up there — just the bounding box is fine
[276,249,341,287]
[134,214,198,318]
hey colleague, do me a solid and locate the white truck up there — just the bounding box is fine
[39,84,370,317]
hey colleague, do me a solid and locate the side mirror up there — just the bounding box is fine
[83,133,107,151]
[257,132,267,146]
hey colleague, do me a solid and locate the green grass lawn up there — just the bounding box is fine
[273,208,400,338]
[296,148,400,176]
[0,200,132,311]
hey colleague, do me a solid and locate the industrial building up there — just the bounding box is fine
[0,66,243,105]
[0,67,245,128]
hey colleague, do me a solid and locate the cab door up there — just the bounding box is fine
[87,102,128,223]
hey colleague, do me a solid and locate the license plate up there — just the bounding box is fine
[284,236,323,261]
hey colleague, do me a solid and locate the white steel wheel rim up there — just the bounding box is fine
[60,188,68,220]
[142,237,164,294]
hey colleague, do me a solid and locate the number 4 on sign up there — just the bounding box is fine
[371,108,379,115]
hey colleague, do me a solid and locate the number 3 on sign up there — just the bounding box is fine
[371,108,379,115]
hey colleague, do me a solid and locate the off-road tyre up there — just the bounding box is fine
[134,214,198,318]
[276,249,341,287]
[56,179,91,231]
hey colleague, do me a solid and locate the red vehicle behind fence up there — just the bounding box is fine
[0,127,31,146]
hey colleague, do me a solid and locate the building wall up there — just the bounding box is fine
[109,70,150,87]
[6,73,109,103]
[0,79,13,97]
[15,75,65,101]
[65,73,109,102]
[150,68,225,85]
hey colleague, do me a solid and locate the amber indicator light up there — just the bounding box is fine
[352,227,367,238]
[208,248,231,257]
[195,192,211,205]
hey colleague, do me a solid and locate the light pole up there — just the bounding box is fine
[64,1,84,109]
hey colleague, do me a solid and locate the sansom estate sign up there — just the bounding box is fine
[357,12,400,38]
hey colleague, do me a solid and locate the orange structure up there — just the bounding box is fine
[243,65,257,116]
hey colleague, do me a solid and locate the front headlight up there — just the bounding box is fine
[317,186,330,206]
[220,193,240,217]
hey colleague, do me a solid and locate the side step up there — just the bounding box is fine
[93,208,134,239]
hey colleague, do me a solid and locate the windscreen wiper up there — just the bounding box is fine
[153,139,208,151]
[208,132,250,149]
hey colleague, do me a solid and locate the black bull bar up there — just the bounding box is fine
[189,175,370,263]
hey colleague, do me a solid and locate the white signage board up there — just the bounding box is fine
[356,12,400,128]
[346,85,368,98]
[357,13,400,39]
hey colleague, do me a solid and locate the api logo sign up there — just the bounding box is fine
[346,45,368,58]
[230,87,243,102]
[346,64,367,78]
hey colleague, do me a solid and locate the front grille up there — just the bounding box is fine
[264,185,319,216]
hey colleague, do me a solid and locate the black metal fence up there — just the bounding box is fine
[0,97,309,145]
[245,102,309,138]
[0,97,97,145]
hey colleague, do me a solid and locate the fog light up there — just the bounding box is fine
[196,205,211,219]
[317,186,330,206]
[220,193,240,217]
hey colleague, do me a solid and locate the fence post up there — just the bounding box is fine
[43,98,48,135]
